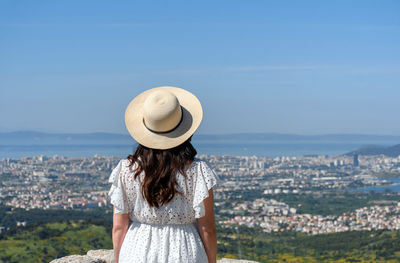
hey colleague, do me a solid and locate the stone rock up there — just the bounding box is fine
[49,250,258,263]
[218,259,259,263]
[49,255,105,263]
[87,249,115,263]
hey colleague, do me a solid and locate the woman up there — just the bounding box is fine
[108,86,218,263]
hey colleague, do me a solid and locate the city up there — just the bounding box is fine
[2,153,400,235]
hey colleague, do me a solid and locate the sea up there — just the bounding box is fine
[0,141,394,159]
[350,178,400,193]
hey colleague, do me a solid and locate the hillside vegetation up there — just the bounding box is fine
[218,225,400,262]
[2,218,400,263]
[0,219,112,263]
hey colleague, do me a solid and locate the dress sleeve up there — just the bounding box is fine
[193,160,219,218]
[108,160,129,214]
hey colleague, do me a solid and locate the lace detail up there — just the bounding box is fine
[107,159,135,214]
[119,223,208,263]
[192,161,219,218]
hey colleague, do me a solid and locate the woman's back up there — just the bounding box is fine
[109,158,218,224]
[108,158,218,263]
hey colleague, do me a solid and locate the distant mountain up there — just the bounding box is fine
[1,130,400,145]
[346,144,400,157]
[0,130,132,145]
[196,133,400,142]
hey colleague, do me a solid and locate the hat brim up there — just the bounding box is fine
[125,86,203,150]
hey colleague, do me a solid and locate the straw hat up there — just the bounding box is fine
[124,86,203,149]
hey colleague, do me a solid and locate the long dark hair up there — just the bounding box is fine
[127,137,197,208]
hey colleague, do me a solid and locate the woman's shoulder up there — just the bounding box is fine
[191,157,206,164]
[119,158,131,167]
[188,158,203,170]
[112,158,129,169]
[113,158,136,176]
[187,158,216,175]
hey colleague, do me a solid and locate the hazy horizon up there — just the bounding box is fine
[3,128,400,137]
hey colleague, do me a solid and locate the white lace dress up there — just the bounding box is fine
[107,158,219,263]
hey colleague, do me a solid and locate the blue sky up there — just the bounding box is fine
[1,1,399,135]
